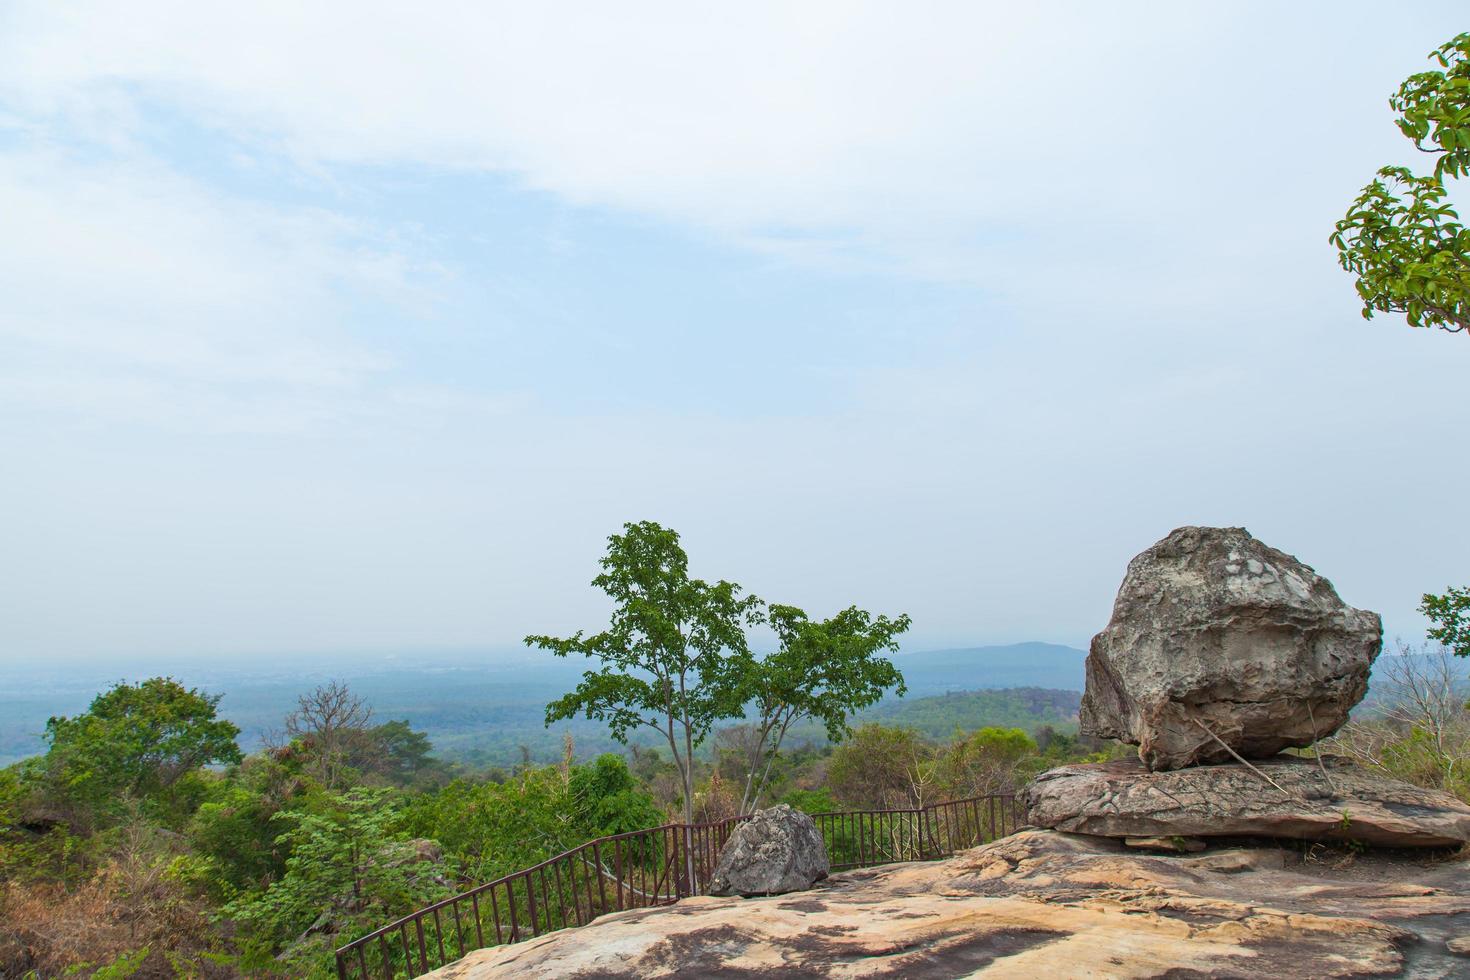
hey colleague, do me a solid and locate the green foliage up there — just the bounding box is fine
[527,520,761,821]
[39,678,241,829]
[88,946,150,979]
[1331,167,1470,333]
[1380,724,1470,800]
[732,603,909,812]
[928,727,1039,798]
[827,722,1087,809]
[401,755,661,883]
[1328,643,1470,803]
[401,768,574,881]
[4,662,1114,978]
[826,724,930,809]
[1332,33,1470,336]
[858,688,1079,741]
[567,754,664,838]
[957,726,1037,761]
[0,761,100,886]
[528,522,913,820]
[1389,33,1470,182]
[1422,586,1470,658]
[757,605,911,742]
[222,787,449,976]
[188,783,289,898]
[185,747,313,903]
[360,719,445,788]
[778,787,837,814]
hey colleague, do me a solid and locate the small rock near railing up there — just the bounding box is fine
[708,804,829,897]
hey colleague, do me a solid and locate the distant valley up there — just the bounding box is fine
[0,642,1088,767]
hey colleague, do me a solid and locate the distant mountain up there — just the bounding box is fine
[893,642,1087,696]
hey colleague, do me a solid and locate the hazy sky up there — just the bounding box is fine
[2,3,1466,667]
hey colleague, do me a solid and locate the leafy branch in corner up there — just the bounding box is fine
[1331,32,1470,336]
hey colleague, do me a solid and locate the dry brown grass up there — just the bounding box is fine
[0,821,233,979]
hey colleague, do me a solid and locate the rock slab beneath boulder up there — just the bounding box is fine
[1023,756,1470,848]
[422,830,1470,979]
[1080,526,1383,770]
[708,804,829,897]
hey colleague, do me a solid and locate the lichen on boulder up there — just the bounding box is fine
[1080,525,1382,770]
[707,804,828,897]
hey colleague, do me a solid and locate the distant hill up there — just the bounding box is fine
[893,642,1087,695]
[858,687,1080,739]
[0,642,1088,768]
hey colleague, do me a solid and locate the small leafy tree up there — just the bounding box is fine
[928,726,1039,798]
[1331,32,1470,336]
[400,756,659,883]
[222,788,448,976]
[1422,586,1470,657]
[731,604,910,814]
[339,719,448,790]
[401,767,577,882]
[826,724,934,810]
[526,521,761,824]
[41,678,241,828]
[189,781,291,897]
[567,754,664,838]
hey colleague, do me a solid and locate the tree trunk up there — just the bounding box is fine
[683,726,695,824]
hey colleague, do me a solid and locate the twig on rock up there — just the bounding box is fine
[1191,718,1300,800]
[1305,701,1340,798]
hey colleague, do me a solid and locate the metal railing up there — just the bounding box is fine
[810,793,1024,871]
[334,794,1020,979]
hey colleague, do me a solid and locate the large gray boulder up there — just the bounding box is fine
[708,804,829,897]
[1080,526,1382,770]
[1023,756,1470,848]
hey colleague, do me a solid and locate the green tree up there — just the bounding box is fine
[826,723,933,809]
[526,520,760,824]
[1422,586,1470,657]
[401,756,659,883]
[779,786,837,814]
[189,781,292,898]
[401,767,576,882]
[567,754,663,838]
[731,603,910,814]
[41,678,241,828]
[340,719,448,789]
[1331,32,1470,336]
[929,726,1039,798]
[185,744,322,909]
[222,787,448,977]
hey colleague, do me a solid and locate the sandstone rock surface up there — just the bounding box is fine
[421,829,1470,978]
[708,804,829,897]
[1023,756,1470,848]
[1080,526,1382,770]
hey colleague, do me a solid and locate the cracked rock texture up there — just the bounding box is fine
[1079,526,1382,770]
[1023,756,1470,848]
[708,803,829,897]
[421,830,1470,978]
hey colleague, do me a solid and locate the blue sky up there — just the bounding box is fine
[1,2,1467,665]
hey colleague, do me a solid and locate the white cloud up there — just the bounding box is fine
[0,144,457,430]
[0,2,1467,661]
[1,2,1444,285]
[3,1,1463,333]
